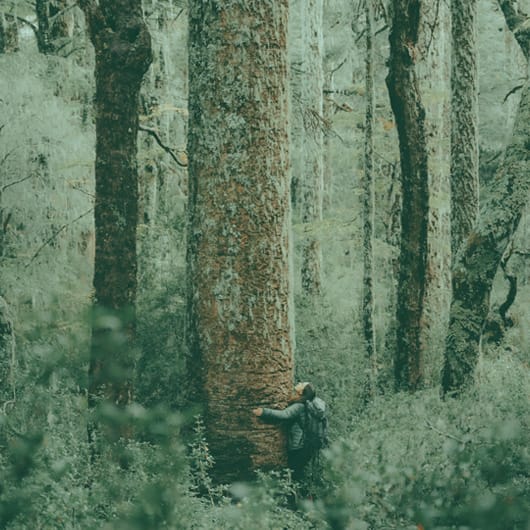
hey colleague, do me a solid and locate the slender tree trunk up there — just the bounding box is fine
[300,0,324,297]
[442,0,529,395]
[363,0,377,399]
[187,0,293,482]
[416,0,451,385]
[451,0,479,259]
[80,1,152,416]
[386,0,430,391]
[0,296,15,405]
[0,13,18,53]
[36,0,74,55]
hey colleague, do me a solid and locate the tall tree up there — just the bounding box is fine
[450,0,479,259]
[386,0,430,391]
[35,0,74,55]
[362,0,377,399]
[79,1,152,416]
[442,0,529,395]
[187,0,293,481]
[300,0,324,296]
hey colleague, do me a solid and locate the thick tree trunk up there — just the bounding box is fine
[386,0,430,391]
[187,0,293,482]
[300,0,324,297]
[36,0,74,55]
[450,0,479,259]
[80,1,152,412]
[442,0,529,395]
[362,0,377,399]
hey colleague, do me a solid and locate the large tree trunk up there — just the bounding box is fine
[442,0,529,395]
[80,1,152,414]
[187,0,293,482]
[450,0,479,259]
[300,0,324,297]
[386,0,430,391]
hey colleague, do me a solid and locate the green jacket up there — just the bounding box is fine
[261,402,306,451]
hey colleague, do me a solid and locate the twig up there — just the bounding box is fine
[425,420,467,444]
[503,84,524,103]
[1,174,32,194]
[139,124,187,167]
[25,208,93,268]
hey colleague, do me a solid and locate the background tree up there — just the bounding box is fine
[35,0,74,55]
[442,0,529,395]
[79,0,152,416]
[300,0,325,297]
[187,0,293,481]
[0,11,18,53]
[386,0,430,391]
[451,0,479,259]
[362,0,377,399]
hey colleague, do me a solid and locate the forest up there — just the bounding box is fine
[0,0,529,528]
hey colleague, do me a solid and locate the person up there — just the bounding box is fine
[252,381,324,481]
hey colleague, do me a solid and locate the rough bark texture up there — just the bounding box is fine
[0,13,19,53]
[386,0,430,391]
[300,0,324,296]
[451,0,479,259]
[0,296,15,404]
[187,0,293,482]
[36,0,74,55]
[80,0,152,409]
[442,0,529,395]
[363,0,377,399]
[417,0,451,386]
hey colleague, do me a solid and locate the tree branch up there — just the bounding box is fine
[25,208,93,268]
[0,174,32,194]
[498,0,530,57]
[139,124,188,167]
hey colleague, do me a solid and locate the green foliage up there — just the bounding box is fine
[317,356,530,529]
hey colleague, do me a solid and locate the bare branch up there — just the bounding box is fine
[0,174,32,194]
[25,208,93,268]
[139,124,188,167]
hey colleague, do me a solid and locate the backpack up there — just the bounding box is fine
[301,397,329,452]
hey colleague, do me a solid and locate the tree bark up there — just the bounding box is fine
[300,0,324,297]
[450,0,479,260]
[442,0,529,395]
[80,1,152,413]
[0,296,15,405]
[0,13,18,53]
[386,0,430,391]
[362,0,377,399]
[187,0,293,482]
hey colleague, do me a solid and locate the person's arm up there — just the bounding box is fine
[253,403,303,422]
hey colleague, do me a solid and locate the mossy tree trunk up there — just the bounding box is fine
[386,0,430,391]
[442,0,529,395]
[35,0,74,55]
[187,0,293,482]
[362,0,377,399]
[300,0,324,297]
[80,1,152,416]
[451,0,479,260]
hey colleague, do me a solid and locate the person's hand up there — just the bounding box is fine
[252,407,263,416]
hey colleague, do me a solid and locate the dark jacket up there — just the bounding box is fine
[261,397,326,451]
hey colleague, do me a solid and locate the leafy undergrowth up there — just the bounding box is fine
[316,353,530,530]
